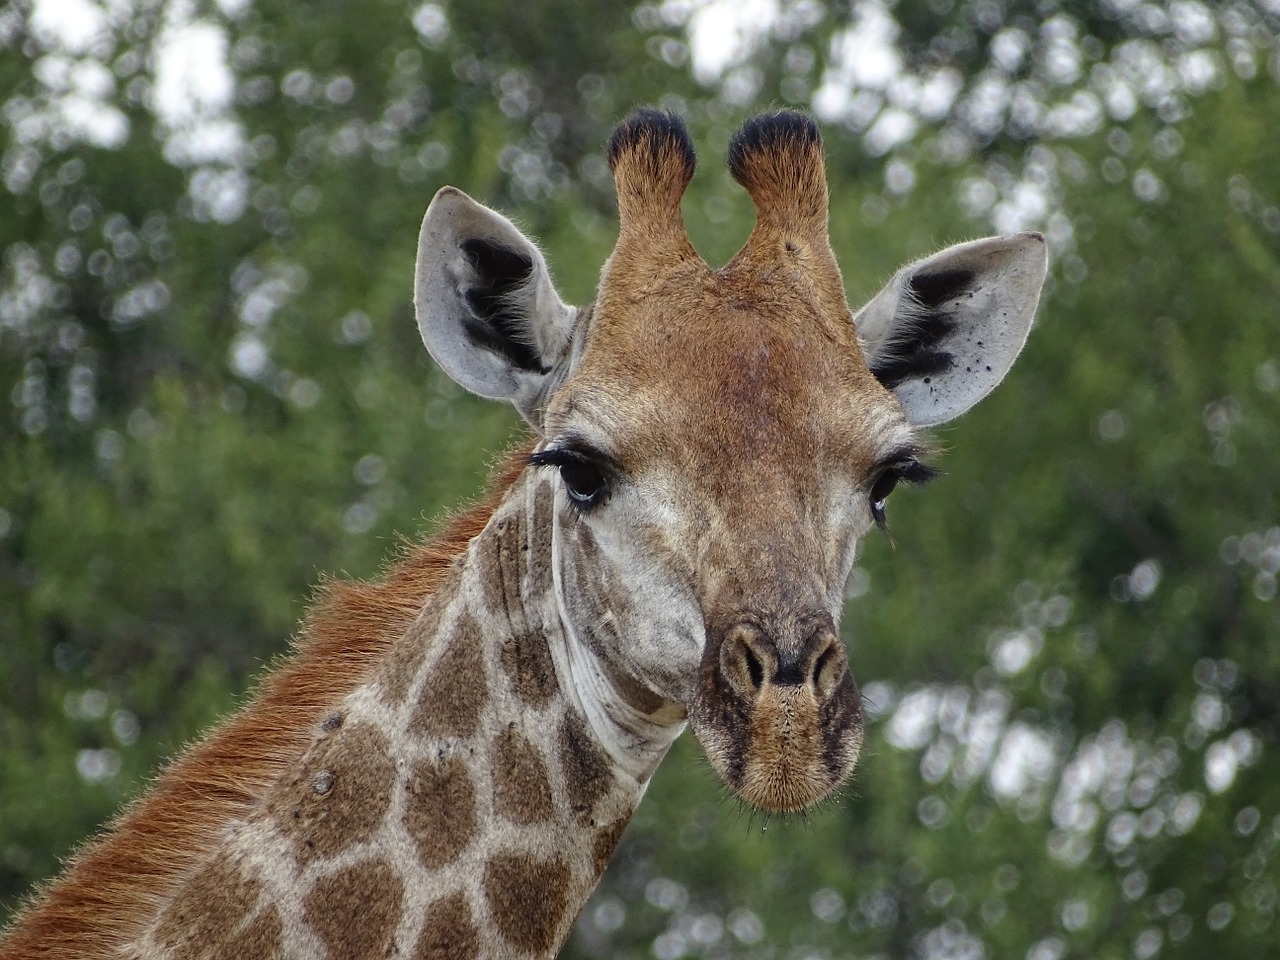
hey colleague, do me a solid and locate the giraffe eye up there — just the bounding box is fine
[869,472,899,528]
[529,445,612,509]
[558,459,607,507]
[867,457,939,529]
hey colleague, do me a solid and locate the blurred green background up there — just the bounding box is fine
[1,1,1278,957]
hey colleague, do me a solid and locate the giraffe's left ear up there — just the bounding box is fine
[855,232,1048,427]
[415,186,576,422]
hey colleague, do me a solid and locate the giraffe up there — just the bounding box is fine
[0,109,1047,959]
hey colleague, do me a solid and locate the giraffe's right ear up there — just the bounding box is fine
[415,186,576,420]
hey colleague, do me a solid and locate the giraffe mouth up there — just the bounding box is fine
[688,616,864,812]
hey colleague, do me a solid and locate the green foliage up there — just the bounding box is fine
[2,2,1278,958]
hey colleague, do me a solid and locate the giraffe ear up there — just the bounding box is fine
[415,186,576,421]
[855,232,1048,427]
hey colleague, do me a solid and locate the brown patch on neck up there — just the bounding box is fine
[414,891,479,960]
[492,729,555,825]
[476,508,525,618]
[304,859,404,959]
[499,629,559,707]
[482,852,570,954]
[152,852,261,958]
[404,753,478,870]
[409,612,487,739]
[591,820,630,877]
[374,562,465,706]
[525,475,555,601]
[559,712,615,822]
[213,903,281,960]
[0,441,534,960]
[268,721,396,864]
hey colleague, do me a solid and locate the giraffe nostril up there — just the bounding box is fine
[812,637,845,699]
[721,626,773,696]
[743,644,765,691]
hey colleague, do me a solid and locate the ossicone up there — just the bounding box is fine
[727,110,828,234]
[607,108,696,226]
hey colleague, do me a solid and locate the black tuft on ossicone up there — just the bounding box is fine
[606,108,696,180]
[727,110,820,185]
[459,238,545,374]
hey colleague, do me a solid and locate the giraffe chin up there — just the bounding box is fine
[690,683,864,814]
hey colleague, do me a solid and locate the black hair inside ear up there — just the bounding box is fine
[869,268,976,390]
[460,238,546,374]
[909,267,975,310]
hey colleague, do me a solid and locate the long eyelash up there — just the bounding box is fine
[528,447,576,469]
[899,460,940,485]
[528,440,598,468]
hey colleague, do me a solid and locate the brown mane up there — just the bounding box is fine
[0,441,534,960]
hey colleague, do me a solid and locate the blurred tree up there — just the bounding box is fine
[2,2,1278,959]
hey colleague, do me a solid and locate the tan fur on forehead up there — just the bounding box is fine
[562,283,897,481]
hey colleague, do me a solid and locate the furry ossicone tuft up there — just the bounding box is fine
[607,108,695,183]
[606,109,696,226]
[727,110,827,231]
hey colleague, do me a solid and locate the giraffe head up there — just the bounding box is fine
[414,110,1046,812]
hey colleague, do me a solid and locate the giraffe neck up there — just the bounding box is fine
[132,472,684,960]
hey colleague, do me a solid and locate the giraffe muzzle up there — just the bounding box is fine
[690,613,864,812]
